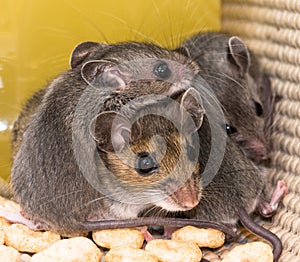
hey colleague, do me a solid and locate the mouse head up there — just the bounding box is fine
[90,88,204,212]
[181,33,269,163]
[222,37,268,163]
[70,41,199,95]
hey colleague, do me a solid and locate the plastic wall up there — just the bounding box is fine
[0,0,220,179]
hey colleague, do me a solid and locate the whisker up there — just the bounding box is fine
[37,189,85,206]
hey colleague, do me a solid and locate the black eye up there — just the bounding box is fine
[135,152,158,176]
[225,124,238,135]
[187,144,197,162]
[153,61,171,80]
[254,101,263,116]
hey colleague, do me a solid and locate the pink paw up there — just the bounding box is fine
[259,180,288,218]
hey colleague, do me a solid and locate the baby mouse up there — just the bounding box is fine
[4,41,214,236]
[178,32,271,163]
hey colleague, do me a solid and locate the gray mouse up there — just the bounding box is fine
[178,32,272,164]
[189,114,284,261]
[3,41,236,238]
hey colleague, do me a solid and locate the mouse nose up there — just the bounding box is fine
[244,139,268,163]
[182,198,199,209]
[171,177,200,210]
[172,189,199,210]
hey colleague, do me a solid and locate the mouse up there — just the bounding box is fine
[139,83,286,261]
[6,87,205,236]
[188,114,284,261]
[177,32,272,164]
[4,41,225,237]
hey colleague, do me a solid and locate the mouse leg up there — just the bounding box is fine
[162,226,179,239]
[259,180,288,218]
[0,207,49,231]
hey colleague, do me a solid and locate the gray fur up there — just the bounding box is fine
[179,32,271,163]
[10,41,200,235]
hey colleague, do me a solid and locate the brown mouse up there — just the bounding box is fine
[178,32,272,163]
[140,84,285,261]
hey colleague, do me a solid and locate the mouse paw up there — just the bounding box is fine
[259,180,288,217]
[138,226,155,242]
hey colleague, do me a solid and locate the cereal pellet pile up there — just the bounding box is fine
[0,197,273,262]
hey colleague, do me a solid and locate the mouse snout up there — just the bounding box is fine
[242,139,268,163]
[170,174,201,210]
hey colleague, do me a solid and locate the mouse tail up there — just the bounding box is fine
[77,217,237,239]
[238,207,282,262]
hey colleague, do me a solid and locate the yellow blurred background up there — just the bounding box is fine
[0,0,220,179]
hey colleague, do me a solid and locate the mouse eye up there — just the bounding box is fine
[135,152,158,176]
[224,124,238,135]
[153,61,172,80]
[186,144,197,162]
[254,101,263,117]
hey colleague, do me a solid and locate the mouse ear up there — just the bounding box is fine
[90,111,134,153]
[81,60,128,90]
[228,36,251,76]
[180,88,205,133]
[70,41,108,69]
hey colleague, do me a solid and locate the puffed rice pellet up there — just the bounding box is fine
[0,196,20,212]
[202,250,220,260]
[4,223,60,253]
[221,241,273,262]
[31,237,102,262]
[0,217,11,231]
[219,249,230,259]
[172,226,225,248]
[92,228,144,249]
[145,239,202,262]
[20,253,32,262]
[210,259,222,262]
[0,230,4,245]
[0,244,20,262]
[105,246,158,262]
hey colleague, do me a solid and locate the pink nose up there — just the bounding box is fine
[246,140,268,163]
[171,178,200,210]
